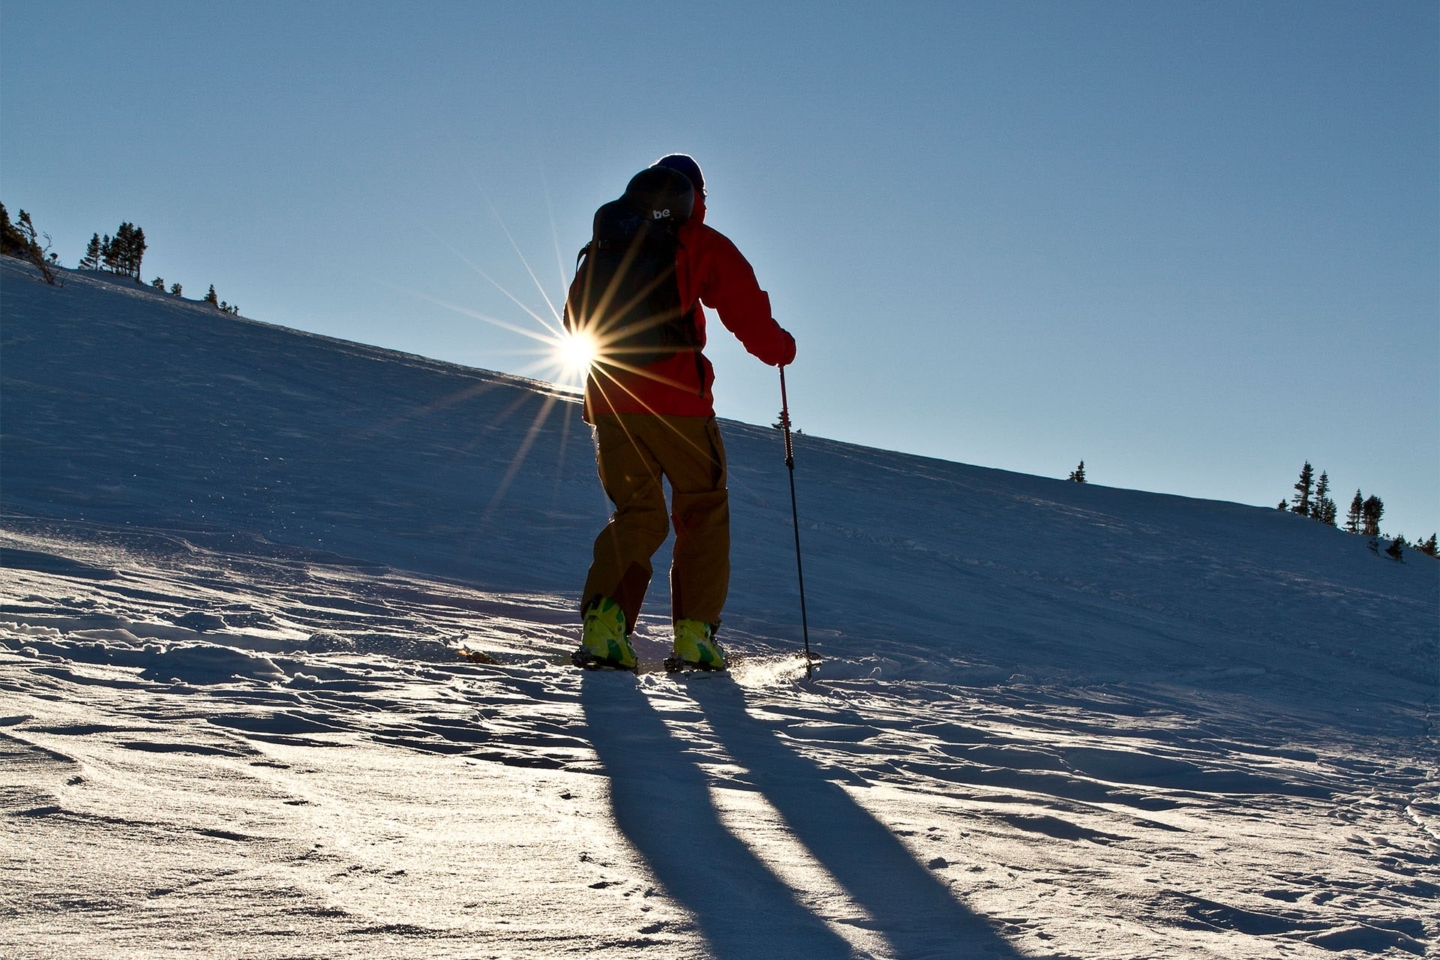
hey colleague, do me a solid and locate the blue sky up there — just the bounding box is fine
[4,2,1436,538]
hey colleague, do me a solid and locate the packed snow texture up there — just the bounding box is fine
[2,259,1436,959]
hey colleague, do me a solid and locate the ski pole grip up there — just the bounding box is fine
[779,368,795,466]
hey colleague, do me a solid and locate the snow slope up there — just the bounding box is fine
[2,259,1436,959]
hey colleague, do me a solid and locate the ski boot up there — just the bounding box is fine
[572,597,637,671]
[664,619,727,672]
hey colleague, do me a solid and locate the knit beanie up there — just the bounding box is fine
[653,154,705,196]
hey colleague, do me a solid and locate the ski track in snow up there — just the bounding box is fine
[1,260,1437,959]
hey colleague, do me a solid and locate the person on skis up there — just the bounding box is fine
[565,153,796,671]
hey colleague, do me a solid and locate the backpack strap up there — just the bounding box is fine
[565,242,592,334]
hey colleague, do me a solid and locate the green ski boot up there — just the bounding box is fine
[572,597,637,670]
[665,619,727,672]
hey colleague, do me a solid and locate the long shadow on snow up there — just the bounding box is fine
[689,681,1024,960]
[582,675,1024,959]
[580,675,856,959]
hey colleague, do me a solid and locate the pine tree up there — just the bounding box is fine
[1361,495,1384,537]
[1277,501,1288,511]
[204,284,219,306]
[1067,461,1086,483]
[0,203,23,255]
[0,204,58,284]
[1385,538,1404,562]
[1290,462,1315,517]
[1345,491,1363,534]
[170,282,183,297]
[98,223,147,279]
[110,224,132,273]
[80,233,103,270]
[116,224,134,275]
[151,277,165,290]
[1313,472,1337,526]
[1418,534,1438,558]
[129,226,146,279]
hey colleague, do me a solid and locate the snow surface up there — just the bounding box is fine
[2,259,1437,959]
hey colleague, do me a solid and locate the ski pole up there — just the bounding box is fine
[778,367,813,679]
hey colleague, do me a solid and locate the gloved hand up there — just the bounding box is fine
[777,329,797,367]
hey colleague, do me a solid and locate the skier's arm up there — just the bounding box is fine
[698,229,797,367]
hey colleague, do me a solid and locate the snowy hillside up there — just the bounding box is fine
[2,259,1436,959]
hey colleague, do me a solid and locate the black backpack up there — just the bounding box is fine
[564,167,700,369]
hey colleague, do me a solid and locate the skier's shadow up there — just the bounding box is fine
[580,675,1022,959]
[579,675,856,959]
[689,680,1023,959]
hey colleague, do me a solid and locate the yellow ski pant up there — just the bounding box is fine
[582,414,730,633]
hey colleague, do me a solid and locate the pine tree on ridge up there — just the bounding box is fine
[1345,491,1363,535]
[1361,496,1384,538]
[1290,462,1315,517]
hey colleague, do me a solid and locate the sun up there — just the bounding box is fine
[557,328,598,375]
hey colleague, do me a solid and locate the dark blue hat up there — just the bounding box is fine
[653,154,705,195]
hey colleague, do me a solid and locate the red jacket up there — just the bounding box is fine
[584,194,796,420]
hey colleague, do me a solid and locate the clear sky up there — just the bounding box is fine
[4,2,1436,539]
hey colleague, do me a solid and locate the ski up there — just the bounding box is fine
[458,647,816,679]
[662,655,729,675]
[571,649,638,672]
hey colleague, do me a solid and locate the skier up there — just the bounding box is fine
[568,154,796,671]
